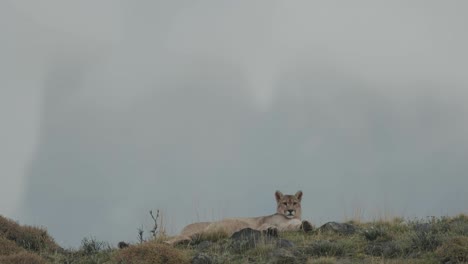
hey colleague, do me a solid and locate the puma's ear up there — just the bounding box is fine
[295,190,303,201]
[275,190,284,202]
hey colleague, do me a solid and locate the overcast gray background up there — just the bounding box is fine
[1,1,467,247]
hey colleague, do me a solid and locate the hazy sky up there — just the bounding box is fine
[1,1,467,247]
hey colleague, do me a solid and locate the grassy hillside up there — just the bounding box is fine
[0,214,467,263]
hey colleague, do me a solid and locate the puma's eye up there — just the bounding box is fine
[293,202,297,205]
[283,202,288,206]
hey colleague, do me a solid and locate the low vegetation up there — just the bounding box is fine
[113,241,190,264]
[0,214,467,263]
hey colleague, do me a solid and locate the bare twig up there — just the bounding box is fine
[137,226,144,244]
[150,210,159,238]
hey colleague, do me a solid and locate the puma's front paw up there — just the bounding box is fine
[264,227,279,237]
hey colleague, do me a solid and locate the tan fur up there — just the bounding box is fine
[165,190,309,245]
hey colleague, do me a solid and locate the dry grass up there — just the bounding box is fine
[0,237,24,256]
[113,240,190,264]
[194,229,229,243]
[0,215,59,253]
[0,252,46,264]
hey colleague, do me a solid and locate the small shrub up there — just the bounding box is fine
[0,252,46,264]
[405,218,449,252]
[80,237,110,255]
[435,236,468,263]
[113,241,190,264]
[410,229,443,252]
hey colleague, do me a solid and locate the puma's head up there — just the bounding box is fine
[275,190,303,219]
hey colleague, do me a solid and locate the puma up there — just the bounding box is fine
[165,190,313,245]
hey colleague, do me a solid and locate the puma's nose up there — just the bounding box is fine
[287,210,294,214]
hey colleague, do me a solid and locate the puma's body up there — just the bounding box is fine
[165,191,312,245]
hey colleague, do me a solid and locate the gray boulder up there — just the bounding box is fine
[318,222,357,235]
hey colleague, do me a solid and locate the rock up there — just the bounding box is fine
[231,228,263,242]
[301,220,314,232]
[229,227,296,255]
[191,252,214,264]
[230,228,283,253]
[318,222,357,235]
[363,226,389,241]
[230,228,265,252]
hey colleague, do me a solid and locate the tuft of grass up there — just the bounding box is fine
[0,251,46,264]
[435,236,468,263]
[244,242,276,257]
[46,248,114,264]
[113,240,190,264]
[306,256,337,264]
[304,240,346,257]
[0,237,25,256]
[0,215,59,253]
